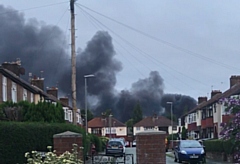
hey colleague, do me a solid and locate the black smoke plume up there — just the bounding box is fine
[0,5,197,122]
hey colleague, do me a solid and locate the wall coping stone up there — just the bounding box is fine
[53,131,82,138]
[136,130,166,135]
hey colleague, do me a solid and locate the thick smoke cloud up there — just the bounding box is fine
[0,5,197,122]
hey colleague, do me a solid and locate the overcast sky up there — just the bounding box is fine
[1,0,240,100]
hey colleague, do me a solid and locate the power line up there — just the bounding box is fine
[75,4,207,94]
[0,1,68,15]
[77,3,240,72]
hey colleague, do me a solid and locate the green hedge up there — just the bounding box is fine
[0,121,87,164]
[203,139,235,154]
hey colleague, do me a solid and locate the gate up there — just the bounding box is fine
[90,154,134,164]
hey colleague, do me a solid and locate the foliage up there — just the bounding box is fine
[219,97,240,162]
[132,102,143,124]
[167,133,179,141]
[203,139,224,153]
[181,127,187,140]
[203,139,235,155]
[25,145,83,164]
[0,101,65,123]
[81,109,94,122]
[0,121,85,164]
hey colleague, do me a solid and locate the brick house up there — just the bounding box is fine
[87,115,127,139]
[133,114,179,136]
[182,75,240,139]
[0,60,81,124]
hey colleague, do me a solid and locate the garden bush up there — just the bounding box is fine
[0,121,85,164]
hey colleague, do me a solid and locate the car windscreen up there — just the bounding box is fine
[180,141,202,148]
[108,141,123,146]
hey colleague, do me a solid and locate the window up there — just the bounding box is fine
[106,127,116,134]
[63,107,69,120]
[188,115,191,123]
[68,110,72,122]
[11,82,17,103]
[209,109,213,117]
[30,93,34,103]
[193,113,196,122]
[206,109,209,117]
[23,89,27,101]
[2,76,7,101]
[144,127,154,130]
[136,127,140,131]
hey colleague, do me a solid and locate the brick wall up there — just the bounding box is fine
[136,130,166,164]
[53,131,83,160]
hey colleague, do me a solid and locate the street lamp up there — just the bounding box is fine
[84,74,95,135]
[109,114,113,139]
[167,101,173,149]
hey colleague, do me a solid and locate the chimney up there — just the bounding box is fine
[198,96,207,104]
[230,75,240,88]
[211,90,222,98]
[46,87,58,98]
[31,76,44,90]
[59,97,69,106]
[2,59,25,77]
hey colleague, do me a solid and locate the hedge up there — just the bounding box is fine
[0,121,88,164]
[203,139,235,155]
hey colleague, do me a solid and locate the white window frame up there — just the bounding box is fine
[136,127,140,131]
[68,110,73,122]
[11,82,17,103]
[106,127,116,134]
[193,113,196,122]
[30,93,34,103]
[63,107,69,120]
[23,89,27,101]
[2,76,7,101]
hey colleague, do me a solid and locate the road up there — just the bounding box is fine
[87,147,230,164]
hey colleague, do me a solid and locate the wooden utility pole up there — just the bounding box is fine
[70,0,77,125]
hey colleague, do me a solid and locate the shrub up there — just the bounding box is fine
[0,122,85,164]
[25,144,83,164]
[204,139,224,152]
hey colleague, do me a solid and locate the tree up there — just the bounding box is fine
[181,126,187,140]
[132,102,143,124]
[0,101,65,123]
[81,109,94,122]
[219,97,240,162]
[125,119,133,133]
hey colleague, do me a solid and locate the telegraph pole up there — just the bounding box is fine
[70,0,77,125]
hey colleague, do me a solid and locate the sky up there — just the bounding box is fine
[1,0,240,101]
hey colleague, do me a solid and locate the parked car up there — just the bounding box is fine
[105,138,126,156]
[174,140,206,163]
[132,140,136,147]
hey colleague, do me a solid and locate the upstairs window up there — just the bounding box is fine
[68,110,73,122]
[30,93,34,103]
[193,113,196,122]
[23,89,27,101]
[11,82,17,103]
[2,76,7,101]
[63,107,69,120]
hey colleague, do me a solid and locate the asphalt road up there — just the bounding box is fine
[87,147,230,164]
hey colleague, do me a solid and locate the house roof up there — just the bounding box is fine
[134,115,177,127]
[88,117,125,128]
[0,66,71,109]
[182,83,240,118]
